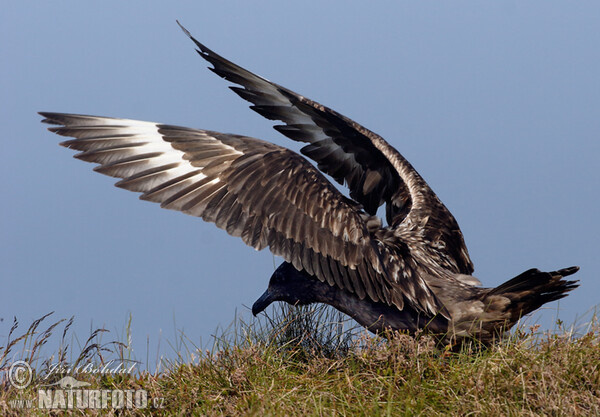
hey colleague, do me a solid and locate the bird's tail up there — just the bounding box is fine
[488,266,579,322]
[450,266,579,345]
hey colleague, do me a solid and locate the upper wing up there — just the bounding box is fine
[179,23,474,275]
[41,112,442,315]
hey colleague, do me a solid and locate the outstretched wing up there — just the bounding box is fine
[41,112,442,315]
[179,23,474,275]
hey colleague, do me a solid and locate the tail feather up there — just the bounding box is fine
[489,266,580,321]
[446,266,579,345]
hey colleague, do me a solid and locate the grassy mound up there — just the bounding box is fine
[1,306,599,416]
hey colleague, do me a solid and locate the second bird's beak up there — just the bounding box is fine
[252,289,274,316]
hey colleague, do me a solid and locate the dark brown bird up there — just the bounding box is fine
[40,23,579,345]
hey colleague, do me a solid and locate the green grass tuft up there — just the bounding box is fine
[1,306,599,416]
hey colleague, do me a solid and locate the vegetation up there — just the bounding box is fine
[1,306,599,416]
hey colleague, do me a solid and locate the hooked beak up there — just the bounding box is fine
[252,289,274,316]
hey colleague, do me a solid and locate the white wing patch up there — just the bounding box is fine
[46,114,244,218]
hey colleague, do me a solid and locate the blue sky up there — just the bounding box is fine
[2,2,598,367]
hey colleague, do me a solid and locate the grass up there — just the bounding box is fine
[1,306,599,416]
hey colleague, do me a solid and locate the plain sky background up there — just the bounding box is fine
[2,2,598,369]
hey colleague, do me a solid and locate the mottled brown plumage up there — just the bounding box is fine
[41,23,579,345]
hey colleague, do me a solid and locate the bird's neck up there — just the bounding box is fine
[310,279,447,335]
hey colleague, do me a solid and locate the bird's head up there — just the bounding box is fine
[252,262,323,316]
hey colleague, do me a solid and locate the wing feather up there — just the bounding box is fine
[178,23,474,275]
[41,112,441,315]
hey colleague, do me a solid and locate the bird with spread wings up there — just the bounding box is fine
[41,23,578,345]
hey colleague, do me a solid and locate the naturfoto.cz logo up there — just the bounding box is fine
[7,360,164,410]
